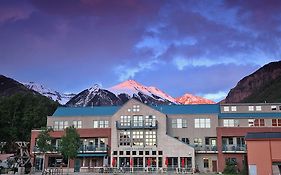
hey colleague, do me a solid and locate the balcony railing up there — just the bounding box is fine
[33,145,107,153]
[192,145,218,153]
[116,121,158,130]
[32,145,60,153]
[222,145,246,153]
[79,145,107,153]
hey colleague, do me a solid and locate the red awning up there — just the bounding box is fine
[181,158,185,168]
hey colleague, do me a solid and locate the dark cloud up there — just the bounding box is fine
[0,0,280,101]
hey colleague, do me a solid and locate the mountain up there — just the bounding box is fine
[23,82,75,104]
[66,80,213,107]
[0,75,38,96]
[176,93,215,104]
[0,75,59,150]
[224,61,281,103]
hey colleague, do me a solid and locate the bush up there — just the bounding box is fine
[223,161,238,174]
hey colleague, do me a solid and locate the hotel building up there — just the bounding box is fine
[30,99,281,174]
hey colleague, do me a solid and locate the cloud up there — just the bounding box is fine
[0,1,34,23]
[201,91,228,102]
[114,59,160,81]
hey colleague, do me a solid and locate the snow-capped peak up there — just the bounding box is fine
[175,93,215,104]
[88,84,100,93]
[109,80,177,103]
[23,82,75,105]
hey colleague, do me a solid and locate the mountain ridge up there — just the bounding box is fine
[224,61,281,103]
[66,80,214,107]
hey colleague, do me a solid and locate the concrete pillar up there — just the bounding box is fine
[82,157,85,167]
[156,156,159,169]
[90,158,92,167]
[117,156,120,168]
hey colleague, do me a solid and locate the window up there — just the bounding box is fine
[113,151,117,155]
[133,105,140,112]
[132,131,144,146]
[139,151,143,155]
[272,119,281,126]
[248,106,254,111]
[237,137,245,146]
[181,138,189,144]
[119,131,130,146]
[203,158,209,168]
[271,106,277,110]
[223,119,236,127]
[132,151,136,155]
[126,151,130,155]
[205,138,210,145]
[145,115,156,126]
[145,151,150,155]
[228,138,233,144]
[158,151,163,155]
[152,151,156,155]
[223,106,229,112]
[231,106,237,111]
[145,131,156,146]
[195,118,211,128]
[172,119,187,128]
[133,116,143,127]
[194,138,202,146]
[256,106,262,111]
[93,120,109,128]
[119,151,123,155]
[120,116,131,126]
[73,121,82,128]
[53,121,68,130]
[248,119,265,127]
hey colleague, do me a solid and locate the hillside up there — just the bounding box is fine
[224,61,281,103]
[0,75,59,152]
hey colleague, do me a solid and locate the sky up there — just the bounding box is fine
[0,0,281,102]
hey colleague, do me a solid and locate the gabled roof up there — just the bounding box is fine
[151,104,220,115]
[52,106,120,117]
[219,112,281,118]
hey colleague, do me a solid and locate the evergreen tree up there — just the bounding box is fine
[59,126,80,173]
[37,127,53,171]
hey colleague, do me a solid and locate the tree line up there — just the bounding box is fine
[0,93,59,153]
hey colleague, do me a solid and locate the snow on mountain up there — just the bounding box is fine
[23,82,75,104]
[66,80,214,107]
[66,84,123,107]
[175,93,215,104]
[109,80,177,103]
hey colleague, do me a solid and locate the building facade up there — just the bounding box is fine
[30,99,281,174]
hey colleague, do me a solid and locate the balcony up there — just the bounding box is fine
[116,121,158,130]
[193,145,218,153]
[32,145,60,153]
[222,145,246,153]
[78,145,108,153]
[33,145,107,154]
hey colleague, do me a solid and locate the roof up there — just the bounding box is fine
[246,132,281,140]
[52,106,120,117]
[152,104,220,115]
[219,112,281,118]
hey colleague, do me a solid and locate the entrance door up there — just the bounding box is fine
[212,160,217,172]
[74,159,81,172]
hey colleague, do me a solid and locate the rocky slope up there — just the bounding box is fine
[224,61,281,103]
[0,75,38,96]
[23,82,75,104]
